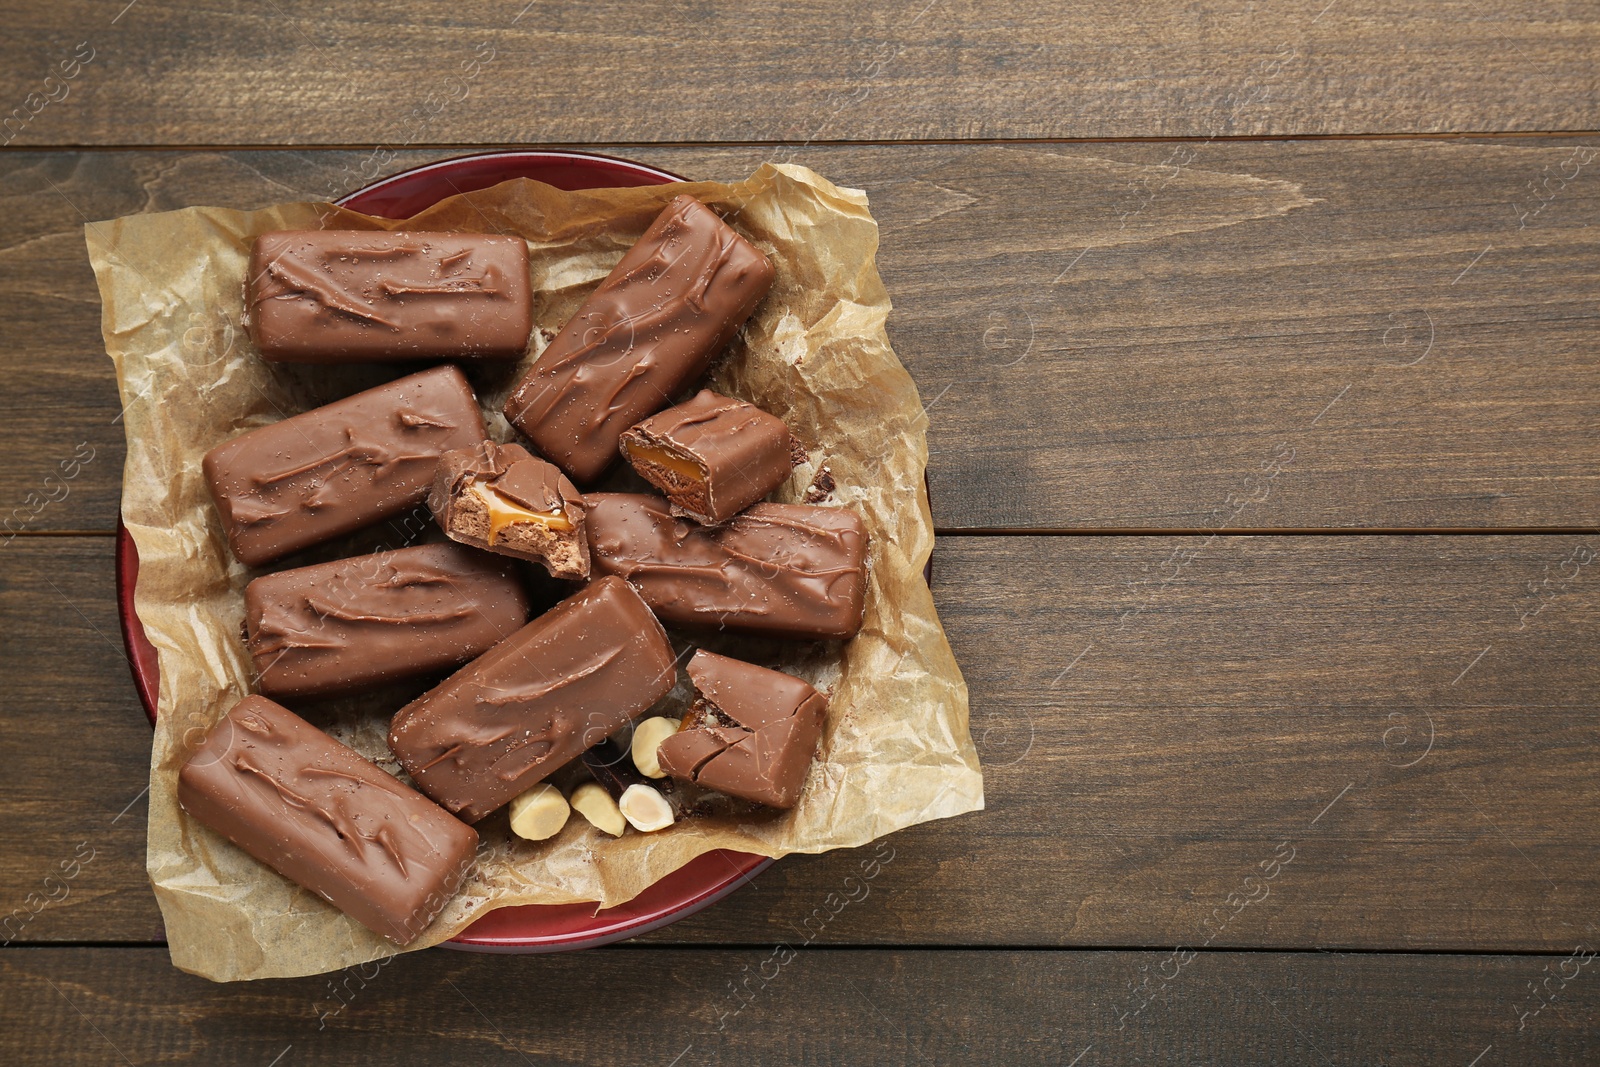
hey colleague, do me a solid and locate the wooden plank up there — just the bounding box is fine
[3,535,1596,950]
[2,946,1595,1064]
[1,2,1597,145]
[2,141,1597,533]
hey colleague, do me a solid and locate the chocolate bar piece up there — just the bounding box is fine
[429,441,589,580]
[248,230,532,363]
[203,365,488,566]
[244,542,532,699]
[619,389,799,524]
[388,575,677,822]
[503,196,775,484]
[177,695,478,945]
[585,494,868,640]
[657,651,828,809]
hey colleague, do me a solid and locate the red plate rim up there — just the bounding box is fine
[114,148,773,953]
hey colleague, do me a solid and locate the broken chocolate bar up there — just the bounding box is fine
[656,651,827,810]
[619,389,799,524]
[248,230,532,363]
[177,695,478,945]
[585,493,868,640]
[503,196,775,483]
[429,440,589,580]
[244,542,532,699]
[202,365,488,567]
[387,575,677,823]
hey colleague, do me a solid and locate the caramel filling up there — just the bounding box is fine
[469,482,572,542]
[627,442,706,483]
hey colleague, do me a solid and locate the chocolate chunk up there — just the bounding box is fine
[202,365,488,566]
[585,493,868,640]
[656,651,827,809]
[177,695,478,945]
[248,230,532,363]
[387,575,677,823]
[503,196,774,484]
[429,441,589,580]
[244,542,532,699]
[619,389,797,524]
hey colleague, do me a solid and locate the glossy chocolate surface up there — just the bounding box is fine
[429,441,589,579]
[619,389,796,524]
[503,196,774,483]
[248,230,532,363]
[177,695,479,945]
[585,493,868,640]
[244,542,531,699]
[388,575,677,823]
[656,651,828,809]
[202,365,488,566]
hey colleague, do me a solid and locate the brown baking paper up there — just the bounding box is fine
[87,163,981,982]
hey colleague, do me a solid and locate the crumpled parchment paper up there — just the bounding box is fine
[87,162,982,982]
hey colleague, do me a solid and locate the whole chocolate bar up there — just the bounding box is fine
[203,365,488,566]
[503,196,775,484]
[177,695,478,945]
[388,575,677,822]
[429,440,589,580]
[657,651,828,809]
[585,493,869,640]
[248,230,532,363]
[244,542,532,699]
[619,389,800,524]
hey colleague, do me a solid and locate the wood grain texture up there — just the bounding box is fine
[2,140,1597,533]
[2,946,1595,1065]
[3,535,1595,951]
[1,2,1598,145]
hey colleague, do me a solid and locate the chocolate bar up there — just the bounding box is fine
[203,365,488,566]
[503,196,774,483]
[429,440,589,580]
[657,651,828,809]
[619,389,799,524]
[387,575,677,822]
[244,542,531,699]
[248,230,532,363]
[177,695,478,945]
[585,493,868,640]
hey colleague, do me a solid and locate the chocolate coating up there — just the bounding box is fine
[177,695,478,945]
[503,196,775,484]
[429,441,589,580]
[244,542,532,699]
[248,230,532,363]
[203,365,488,567]
[657,651,828,809]
[619,389,797,524]
[388,575,677,823]
[585,494,869,640]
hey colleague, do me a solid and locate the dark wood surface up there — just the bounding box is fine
[5,947,1596,1065]
[2,0,1597,1061]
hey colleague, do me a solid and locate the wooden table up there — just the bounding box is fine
[2,2,1597,1062]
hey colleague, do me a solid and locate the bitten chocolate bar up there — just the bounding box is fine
[177,695,478,945]
[203,365,488,566]
[503,196,774,484]
[244,542,531,699]
[619,389,799,524]
[248,230,532,363]
[657,651,828,809]
[585,494,868,640]
[429,441,589,580]
[387,575,677,823]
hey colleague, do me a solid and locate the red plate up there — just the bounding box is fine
[115,149,771,953]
